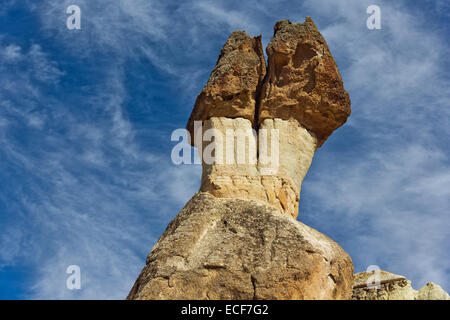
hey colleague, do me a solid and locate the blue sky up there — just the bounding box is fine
[0,0,449,299]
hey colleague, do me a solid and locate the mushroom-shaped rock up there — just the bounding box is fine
[128,18,355,301]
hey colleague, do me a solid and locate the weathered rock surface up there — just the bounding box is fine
[186,31,266,140]
[352,270,450,300]
[127,193,353,300]
[259,17,351,147]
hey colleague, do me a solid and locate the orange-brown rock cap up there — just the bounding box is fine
[186,31,266,145]
[259,17,351,147]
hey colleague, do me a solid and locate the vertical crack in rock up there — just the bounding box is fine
[253,35,266,130]
[251,274,257,300]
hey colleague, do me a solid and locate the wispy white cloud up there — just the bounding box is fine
[0,0,448,298]
[0,38,200,298]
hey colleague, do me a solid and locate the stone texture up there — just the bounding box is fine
[127,193,353,300]
[186,31,266,141]
[198,117,316,219]
[259,17,351,147]
[352,270,450,300]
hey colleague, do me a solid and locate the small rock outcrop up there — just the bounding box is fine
[128,17,354,300]
[417,282,450,300]
[352,270,450,300]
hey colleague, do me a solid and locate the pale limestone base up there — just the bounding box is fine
[197,117,317,219]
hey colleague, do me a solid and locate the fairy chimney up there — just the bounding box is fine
[128,17,354,300]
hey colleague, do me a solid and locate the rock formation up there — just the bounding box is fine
[128,17,354,300]
[352,270,450,300]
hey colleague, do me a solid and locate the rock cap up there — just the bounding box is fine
[259,17,351,147]
[186,31,266,144]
